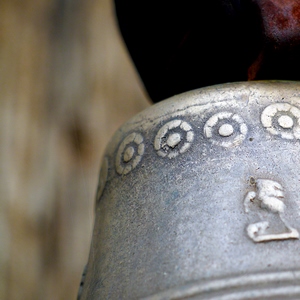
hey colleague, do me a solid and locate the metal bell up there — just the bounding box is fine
[79,82,300,299]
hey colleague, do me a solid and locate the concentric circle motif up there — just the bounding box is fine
[261,103,300,139]
[96,157,108,203]
[115,132,145,175]
[154,119,194,159]
[204,111,248,147]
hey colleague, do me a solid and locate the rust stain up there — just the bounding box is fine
[248,0,300,79]
[248,49,265,80]
[255,0,300,43]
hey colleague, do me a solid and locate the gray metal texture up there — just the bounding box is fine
[80,81,300,299]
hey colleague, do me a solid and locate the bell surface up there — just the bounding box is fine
[80,81,300,300]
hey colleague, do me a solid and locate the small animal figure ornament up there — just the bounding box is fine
[244,179,299,242]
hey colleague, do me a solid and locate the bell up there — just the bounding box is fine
[79,81,300,299]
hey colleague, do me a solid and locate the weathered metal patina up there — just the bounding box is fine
[79,81,300,299]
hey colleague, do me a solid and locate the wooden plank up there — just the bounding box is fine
[0,0,149,299]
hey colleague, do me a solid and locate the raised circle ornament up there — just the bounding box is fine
[115,132,145,175]
[154,119,194,159]
[203,111,248,147]
[261,103,300,139]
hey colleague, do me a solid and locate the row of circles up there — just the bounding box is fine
[96,103,300,183]
[114,103,300,175]
[95,103,300,201]
[115,114,247,176]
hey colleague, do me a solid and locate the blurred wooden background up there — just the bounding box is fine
[0,0,150,299]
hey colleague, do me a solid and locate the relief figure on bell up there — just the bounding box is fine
[244,178,299,243]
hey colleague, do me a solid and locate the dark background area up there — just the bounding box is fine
[116,0,300,102]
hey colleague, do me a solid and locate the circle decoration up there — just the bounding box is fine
[218,124,234,137]
[261,103,300,139]
[204,111,248,147]
[96,157,108,202]
[154,119,194,159]
[115,132,145,175]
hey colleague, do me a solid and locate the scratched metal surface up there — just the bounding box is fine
[81,81,300,300]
